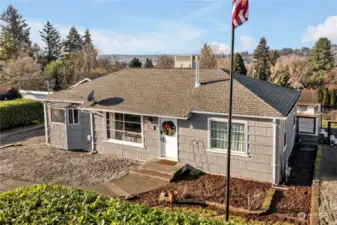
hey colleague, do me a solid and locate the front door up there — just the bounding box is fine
[159,118,178,161]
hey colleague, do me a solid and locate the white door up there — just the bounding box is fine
[159,118,178,161]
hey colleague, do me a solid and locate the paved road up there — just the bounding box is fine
[0,126,44,146]
[319,145,337,225]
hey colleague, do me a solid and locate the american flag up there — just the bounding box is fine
[232,0,249,28]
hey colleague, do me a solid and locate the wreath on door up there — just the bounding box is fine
[162,121,176,136]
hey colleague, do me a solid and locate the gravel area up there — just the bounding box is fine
[319,181,337,225]
[0,137,140,187]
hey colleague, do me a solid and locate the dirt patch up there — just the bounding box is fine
[0,139,140,187]
[287,145,317,186]
[136,173,270,210]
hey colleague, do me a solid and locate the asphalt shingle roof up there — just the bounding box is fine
[44,69,300,118]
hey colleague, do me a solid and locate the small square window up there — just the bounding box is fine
[51,108,65,123]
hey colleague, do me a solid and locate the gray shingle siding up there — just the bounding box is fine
[93,113,161,160]
[178,113,274,182]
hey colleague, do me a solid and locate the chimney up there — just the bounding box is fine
[195,56,200,87]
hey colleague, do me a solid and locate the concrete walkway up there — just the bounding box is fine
[0,124,44,146]
[319,145,337,225]
[94,159,186,197]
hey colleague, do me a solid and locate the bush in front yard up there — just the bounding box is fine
[0,98,43,130]
[0,185,235,225]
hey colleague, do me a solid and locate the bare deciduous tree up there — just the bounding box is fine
[1,54,44,89]
[156,55,174,69]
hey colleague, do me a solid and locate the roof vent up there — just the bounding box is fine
[195,56,200,87]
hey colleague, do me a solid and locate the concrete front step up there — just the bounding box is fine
[139,159,186,177]
[129,168,173,182]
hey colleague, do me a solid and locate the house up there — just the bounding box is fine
[42,66,300,184]
[296,89,321,136]
[20,90,54,100]
[174,55,197,68]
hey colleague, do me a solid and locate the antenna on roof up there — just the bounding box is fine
[87,90,95,102]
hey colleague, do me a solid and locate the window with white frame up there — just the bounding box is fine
[50,108,65,123]
[106,112,142,144]
[209,119,246,154]
[68,108,79,124]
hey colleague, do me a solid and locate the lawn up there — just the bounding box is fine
[0,184,240,225]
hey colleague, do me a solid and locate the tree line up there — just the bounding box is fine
[0,5,119,91]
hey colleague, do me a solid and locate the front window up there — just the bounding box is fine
[50,108,65,123]
[68,108,79,125]
[106,112,142,144]
[209,119,246,153]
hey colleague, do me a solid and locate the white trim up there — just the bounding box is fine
[50,107,66,125]
[81,107,188,120]
[104,112,144,148]
[207,117,248,156]
[42,99,84,104]
[70,78,91,88]
[20,90,54,95]
[272,119,277,184]
[191,110,287,120]
[104,139,145,148]
[43,102,49,144]
[90,113,95,152]
[67,108,80,125]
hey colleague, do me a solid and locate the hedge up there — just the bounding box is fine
[0,185,238,225]
[0,98,43,130]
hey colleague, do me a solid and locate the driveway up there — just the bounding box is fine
[319,145,337,225]
[0,136,140,189]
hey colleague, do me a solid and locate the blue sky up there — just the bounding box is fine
[1,0,336,54]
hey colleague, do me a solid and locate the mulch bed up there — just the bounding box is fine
[135,173,270,210]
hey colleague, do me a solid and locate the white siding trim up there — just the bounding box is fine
[191,110,287,120]
[90,113,94,152]
[207,117,248,156]
[43,102,49,144]
[272,118,277,184]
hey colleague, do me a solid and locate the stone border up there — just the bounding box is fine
[310,144,322,225]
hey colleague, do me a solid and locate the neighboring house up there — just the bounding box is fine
[174,55,197,68]
[20,90,54,100]
[42,67,300,184]
[296,90,321,136]
[0,84,21,101]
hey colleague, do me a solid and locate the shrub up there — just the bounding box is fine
[0,98,43,130]
[0,184,235,225]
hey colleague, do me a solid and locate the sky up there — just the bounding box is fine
[1,0,337,55]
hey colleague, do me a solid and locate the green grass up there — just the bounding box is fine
[322,119,337,129]
[0,184,243,225]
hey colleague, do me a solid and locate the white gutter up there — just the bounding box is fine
[90,113,95,152]
[191,110,287,120]
[272,118,277,184]
[41,99,84,104]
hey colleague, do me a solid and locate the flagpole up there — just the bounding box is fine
[225,25,235,221]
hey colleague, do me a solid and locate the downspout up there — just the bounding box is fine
[43,102,49,145]
[272,118,277,184]
[90,113,96,153]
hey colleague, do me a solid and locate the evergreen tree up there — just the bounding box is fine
[309,37,334,71]
[63,26,83,53]
[252,37,270,81]
[330,89,336,107]
[233,53,247,75]
[270,49,280,66]
[144,58,154,68]
[40,21,62,63]
[83,29,92,46]
[129,58,142,68]
[322,88,330,106]
[200,43,217,69]
[0,5,31,59]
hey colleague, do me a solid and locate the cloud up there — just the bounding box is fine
[208,41,230,54]
[239,36,256,51]
[302,16,337,43]
[28,19,203,54]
